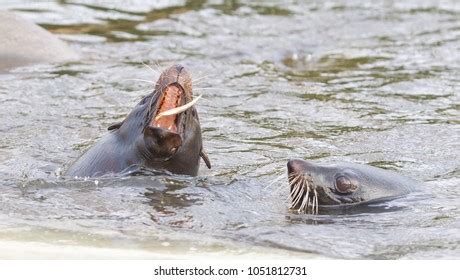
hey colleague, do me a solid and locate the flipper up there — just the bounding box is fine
[108,121,124,131]
[200,148,211,169]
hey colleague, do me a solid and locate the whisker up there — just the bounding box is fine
[263,173,286,191]
[291,178,305,206]
[299,198,305,213]
[192,74,212,83]
[134,88,154,96]
[290,174,303,189]
[124,78,155,84]
[288,172,301,183]
[299,192,308,213]
[190,79,214,87]
[142,62,159,75]
[153,61,163,73]
[193,87,226,90]
[128,86,152,93]
[287,176,301,203]
[288,175,299,182]
[289,180,302,202]
[193,69,212,77]
[190,93,211,102]
[314,188,319,215]
[287,175,320,215]
[301,182,310,213]
[288,176,300,193]
[289,186,300,205]
[290,193,300,208]
[289,174,306,206]
[292,191,303,208]
[297,200,303,213]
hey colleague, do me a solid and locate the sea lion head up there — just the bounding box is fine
[142,64,193,160]
[286,159,416,214]
[111,64,210,175]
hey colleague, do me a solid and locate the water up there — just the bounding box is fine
[0,0,459,259]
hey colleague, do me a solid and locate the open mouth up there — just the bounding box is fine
[150,84,203,135]
[151,84,184,133]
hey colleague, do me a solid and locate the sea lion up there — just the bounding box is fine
[0,11,78,72]
[287,159,417,214]
[66,64,211,177]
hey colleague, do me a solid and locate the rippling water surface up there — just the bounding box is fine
[0,0,459,259]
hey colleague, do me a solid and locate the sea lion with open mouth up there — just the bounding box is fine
[287,159,417,214]
[66,64,211,177]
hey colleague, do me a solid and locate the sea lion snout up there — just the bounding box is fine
[287,159,313,174]
[155,64,192,97]
[150,65,195,136]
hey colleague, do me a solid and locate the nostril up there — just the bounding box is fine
[287,159,309,174]
[175,64,184,73]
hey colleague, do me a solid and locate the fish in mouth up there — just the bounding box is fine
[287,159,417,215]
[65,64,210,177]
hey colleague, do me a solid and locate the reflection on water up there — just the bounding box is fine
[0,0,459,259]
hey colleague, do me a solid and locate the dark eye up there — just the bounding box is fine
[335,176,353,193]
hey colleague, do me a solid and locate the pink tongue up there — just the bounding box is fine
[151,85,182,132]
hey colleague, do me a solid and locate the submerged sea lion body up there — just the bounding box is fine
[287,159,417,214]
[66,65,211,177]
[0,11,78,71]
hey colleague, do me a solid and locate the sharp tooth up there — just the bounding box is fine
[168,125,172,130]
